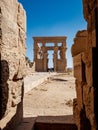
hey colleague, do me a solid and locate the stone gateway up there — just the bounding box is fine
[33,36,67,72]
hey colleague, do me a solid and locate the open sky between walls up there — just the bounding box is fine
[18,0,87,68]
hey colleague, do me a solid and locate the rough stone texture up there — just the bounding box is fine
[25,59,35,75]
[72,0,98,129]
[33,37,67,72]
[72,30,96,130]
[0,0,26,130]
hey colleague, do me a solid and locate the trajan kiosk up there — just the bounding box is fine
[33,36,67,72]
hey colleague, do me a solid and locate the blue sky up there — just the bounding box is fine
[18,0,87,68]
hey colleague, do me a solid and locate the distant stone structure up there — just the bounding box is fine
[0,0,26,130]
[33,37,67,72]
[71,0,98,129]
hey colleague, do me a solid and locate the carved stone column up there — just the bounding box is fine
[42,43,47,71]
[34,41,39,71]
[62,42,67,60]
[59,42,67,72]
[34,41,38,61]
[43,52,48,71]
[60,47,66,60]
[53,45,58,71]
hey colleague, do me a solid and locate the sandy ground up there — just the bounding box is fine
[16,73,76,130]
[23,73,76,118]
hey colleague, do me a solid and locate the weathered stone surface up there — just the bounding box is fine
[0,0,26,129]
[71,0,98,129]
[17,4,26,32]
[71,30,88,57]
[73,98,80,129]
[81,50,92,86]
[72,31,96,129]
[73,54,82,81]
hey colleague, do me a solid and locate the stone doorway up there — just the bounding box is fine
[47,50,54,72]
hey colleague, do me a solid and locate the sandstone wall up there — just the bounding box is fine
[72,0,98,129]
[0,0,26,129]
[72,30,95,130]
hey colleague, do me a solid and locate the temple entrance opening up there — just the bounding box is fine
[47,50,54,72]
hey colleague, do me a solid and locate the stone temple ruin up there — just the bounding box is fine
[33,36,67,72]
[0,0,98,130]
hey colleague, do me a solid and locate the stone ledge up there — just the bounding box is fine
[33,115,77,130]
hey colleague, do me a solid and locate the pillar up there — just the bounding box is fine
[34,41,38,61]
[53,43,58,71]
[42,43,48,71]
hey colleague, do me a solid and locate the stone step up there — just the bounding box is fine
[33,115,77,130]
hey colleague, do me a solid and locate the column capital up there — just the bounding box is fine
[62,42,66,46]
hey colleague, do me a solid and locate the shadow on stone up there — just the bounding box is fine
[52,78,68,82]
[33,115,77,130]
[0,60,9,119]
[3,82,24,130]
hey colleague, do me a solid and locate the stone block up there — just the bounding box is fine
[73,98,80,129]
[81,50,92,86]
[83,85,94,116]
[75,80,83,110]
[92,29,96,47]
[73,54,82,81]
[71,30,88,57]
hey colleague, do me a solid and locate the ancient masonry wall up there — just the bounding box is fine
[0,0,26,130]
[72,0,98,130]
